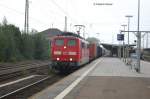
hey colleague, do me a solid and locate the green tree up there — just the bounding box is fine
[0,17,50,62]
[33,33,49,60]
[20,33,35,59]
[2,16,8,26]
[0,19,22,62]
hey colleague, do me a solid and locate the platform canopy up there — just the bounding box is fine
[101,43,136,56]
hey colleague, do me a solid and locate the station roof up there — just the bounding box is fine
[101,43,136,50]
[40,28,62,38]
[101,43,136,55]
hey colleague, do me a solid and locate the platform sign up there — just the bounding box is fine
[117,34,124,41]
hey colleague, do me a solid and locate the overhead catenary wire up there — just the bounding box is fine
[46,0,78,23]
[0,3,50,28]
[0,0,78,31]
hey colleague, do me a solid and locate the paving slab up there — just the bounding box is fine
[90,57,150,78]
[64,76,150,99]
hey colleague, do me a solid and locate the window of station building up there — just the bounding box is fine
[68,39,76,46]
[55,39,64,46]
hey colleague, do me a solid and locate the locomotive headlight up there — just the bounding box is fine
[70,58,73,61]
[56,58,60,61]
[64,46,66,49]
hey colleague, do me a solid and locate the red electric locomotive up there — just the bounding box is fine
[51,32,89,72]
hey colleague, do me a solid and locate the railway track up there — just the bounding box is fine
[0,60,51,82]
[0,60,83,99]
[0,60,51,74]
[0,60,66,99]
[0,74,64,99]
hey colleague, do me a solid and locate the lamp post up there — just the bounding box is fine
[142,33,146,48]
[136,0,141,73]
[24,0,29,33]
[125,15,133,64]
[121,24,127,62]
[146,32,149,48]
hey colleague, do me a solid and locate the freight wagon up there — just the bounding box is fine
[89,43,102,61]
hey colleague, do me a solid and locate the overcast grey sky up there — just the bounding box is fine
[0,0,150,45]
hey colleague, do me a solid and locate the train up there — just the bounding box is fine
[142,48,150,61]
[51,32,103,73]
[89,43,102,61]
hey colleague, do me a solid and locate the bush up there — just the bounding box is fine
[20,33,35,60]
[33,33,49,60]
[0,18,50,62]
[0,23,22,62]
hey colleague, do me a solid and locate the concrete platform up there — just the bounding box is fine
[29,57,150,99]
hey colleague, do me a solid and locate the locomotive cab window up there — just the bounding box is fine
[55,39,64,46]
[68,39,76,46]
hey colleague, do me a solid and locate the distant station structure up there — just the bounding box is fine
[142,48,150,61]
[101,43,135,57]
[40,28,62,40]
